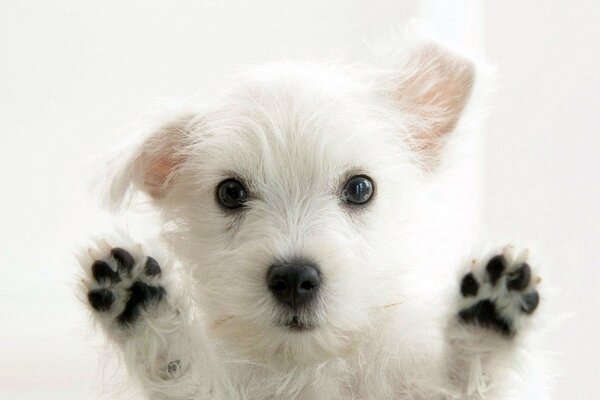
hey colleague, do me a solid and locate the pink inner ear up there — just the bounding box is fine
[398,44,475,161]
[143,156,181,199]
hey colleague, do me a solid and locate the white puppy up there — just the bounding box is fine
[78,40,547,399]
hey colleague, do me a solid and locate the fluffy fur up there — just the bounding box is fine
[77,39,548,399]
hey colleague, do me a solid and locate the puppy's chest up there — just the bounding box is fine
[228,363,361,400]
[248,380,353,400]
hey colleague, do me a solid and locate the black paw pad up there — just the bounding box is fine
[111,247,135,274]
[507,263,531,291]
[144,257,161,277]
[92,260,121,284]
[520,291,540,314]
[88,288,115,312]
[459,299,511,336]
[485,255,507,285]
[460,273,479,297]
[117,281,166,326]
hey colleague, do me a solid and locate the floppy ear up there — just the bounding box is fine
[106,111,198,207]
[394,42,475,168]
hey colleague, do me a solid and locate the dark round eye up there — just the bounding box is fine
[342,175,374,205]
[217,179,249,209]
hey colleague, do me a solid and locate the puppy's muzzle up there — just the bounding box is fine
[267,262,320,309]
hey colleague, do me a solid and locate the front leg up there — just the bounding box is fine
[445,245,543,400]
[78,234,215,399]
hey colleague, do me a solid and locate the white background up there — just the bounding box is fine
[1,1,598,398]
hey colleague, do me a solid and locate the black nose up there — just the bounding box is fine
[267,262,321,308]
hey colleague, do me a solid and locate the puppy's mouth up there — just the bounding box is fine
[282,315,315,332]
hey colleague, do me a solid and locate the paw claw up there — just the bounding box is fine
[98,239,111,253]
[502,244,515,262]
[516,248,530,263]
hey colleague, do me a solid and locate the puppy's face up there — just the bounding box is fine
[111,44,474,362]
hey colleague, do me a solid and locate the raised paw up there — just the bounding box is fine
[84,244,167,328]
[458,246,540,337]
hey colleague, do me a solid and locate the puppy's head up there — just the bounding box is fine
[108,42,475,362]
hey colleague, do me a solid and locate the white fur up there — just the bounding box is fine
[78,39,548,399]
